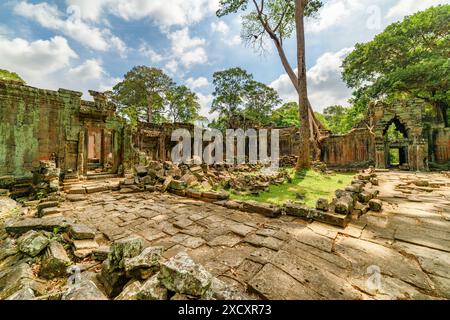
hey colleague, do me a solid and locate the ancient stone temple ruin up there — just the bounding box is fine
[320,99,449,171]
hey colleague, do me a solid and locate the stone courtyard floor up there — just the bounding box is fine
[59,171,450,300]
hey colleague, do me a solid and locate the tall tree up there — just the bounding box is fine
[112,66,174,126]
[270,102,301,127]
[211,67,253,128]
[211,67,281,129]
[217,0,324,169]
[243,80,282,127]
[342,5,450,127]
[166,85,202,123]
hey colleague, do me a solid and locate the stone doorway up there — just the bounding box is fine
[86,128,116,175]
[383,117,410,170]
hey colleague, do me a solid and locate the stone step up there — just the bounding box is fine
[87,174,119,181]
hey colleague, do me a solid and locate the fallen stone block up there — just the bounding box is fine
[37,201,59,214]
[92,246,110,261]
[316,198,329,212]
[358,191,373,204]
[109,235,145,270]
[66,194,86,202]
[72,239,99,258]
[62,272,108,300]
[202,277,249,300]
[124,246,163,280]
[86,185,109,194]
[135,165,148,177]
[137,273,168,300]
[0,263,44,300]
[38,207,61,218]
[69,224,96,240]
[17,230,49,257]
[5,216,75,235]
[335,196,354,215]
[186,189,202,199]
[67,187,86,195]
[202,191,230,201]
[98,259,128,298]
[369,199,383,212]
[40,241,71,279]
[158,251,212,297]
[241,200,281,218]
[169,180,187,191]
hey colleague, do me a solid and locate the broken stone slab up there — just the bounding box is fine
[38,207,61,218]
[186,189,202,199]
[72,239,100,258]
[37,201,59,214]
[69,224,96,240]
[124,246,163,280]
[368,199,383,212]
[201,191,230,201]
[62,272,108,300]
[108,235,145,270]
[370,177,379,186]
[158,251,212,297]
[86,185,109,194]
[137,273,168,300]
[5,216,76,235]
[357,191,373,204]
[92,246,110,261]
[66,194,86,202]
[135,165,148,177]
[316,198,329,212]
[0,238,18,261]
[284,203,349,228]
[6,285,36,300]
[240,200,281,218]
[202,277,249,300]
[161,176,173,192]
[335,196,354,215]
[0,263,45,300]
[67,186,86,195]
[284,203,311,218]
[169,180,187,191]
[114,280,142,300]
[40,241,71,279]
[98,259,128,298]
[17,230,49,257]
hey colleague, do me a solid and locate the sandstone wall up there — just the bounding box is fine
[320,129,374,168]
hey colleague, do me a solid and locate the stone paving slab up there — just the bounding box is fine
[54,171,450,300]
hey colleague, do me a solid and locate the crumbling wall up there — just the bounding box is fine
[0,80,82,178]
[320,129,374,169]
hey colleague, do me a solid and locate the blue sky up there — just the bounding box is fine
[0,0,447,119]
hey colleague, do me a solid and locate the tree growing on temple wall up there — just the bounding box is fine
[217,0,324,169]
[342,5,450,127]
[0,69,25,84]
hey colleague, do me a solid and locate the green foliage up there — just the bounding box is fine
[211,67,281,129]
[269,102,300,127]
[0,69,25,83]
[217,0,322,54]
[111,66,174,126]
[342,5,450,126]
[166,85,202,123]
[230,169,354,207]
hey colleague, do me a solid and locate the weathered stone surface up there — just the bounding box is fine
[92,246,110,261]
[137,273,168,300]
[244,234,283,250]
[114,280,142,300]
[335,196,354,215]
[358,191,373,203]
[202,191,230,201]
[62,273,108,300]
[38,207,61,218]
[5,216,75,235]
[241,200,281,218]
[40,241,71,279]
[169,180,187,191]
[6,285,36,300]
[109,235,144,269]
[209,234,242,247]
[159,252,212,296]
[0,263,40,300]
[248,264,318,300]
[98,259,128,298]
[69,224,96,240]
[202,277,249,300]
[316,198,329,212]
[37,201,59,215]
[17,230,49,257]
[66,194,86,202]
[124,246,163,280]
[368,199,383,212]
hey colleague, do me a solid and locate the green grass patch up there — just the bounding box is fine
[230,169,354,207]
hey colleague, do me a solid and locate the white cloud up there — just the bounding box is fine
[228,35,242,46]
[110,36,128,58]
[211,21,230,34]
[14,1,126,54]
[270,48,353,112]
[0,35,77,79]
[197,93,217,120]
[0,34,118,99]
[68,59,104,81]
[139,44,164,63]
[186,77,209,90]
[386,0,448,19]
[165,60,178,74]
[167,28,208,68]
[66,0,220,29]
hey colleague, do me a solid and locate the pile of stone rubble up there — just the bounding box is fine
[121,161,291,199]
[0,203,248,301]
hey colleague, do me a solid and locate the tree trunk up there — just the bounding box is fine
[147,95,153,123]
[295,0,311,170]
[436,101,448,127]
